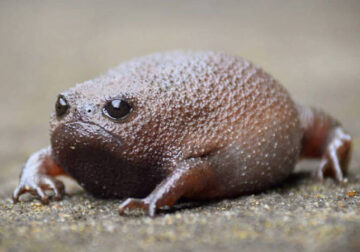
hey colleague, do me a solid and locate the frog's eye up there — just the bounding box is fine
[103,99,132,120]
[55,95,70,118]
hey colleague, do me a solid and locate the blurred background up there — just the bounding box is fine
[0,1,359,251]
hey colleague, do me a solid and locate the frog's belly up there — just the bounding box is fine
[59,147,164,198]
[51,121,165,198]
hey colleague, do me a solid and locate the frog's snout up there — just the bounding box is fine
[55,92,101,122]
[51,121,124,153]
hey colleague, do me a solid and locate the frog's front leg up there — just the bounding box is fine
[298,105,352,182]
[13,146,67,204]
[119,157,216,216]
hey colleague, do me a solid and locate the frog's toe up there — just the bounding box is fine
[119,198,155,216]
[317,157,344,182]
[12,185,26,204]
[41,176,65,201]
[317,153,345,183]
[35,187,50,204]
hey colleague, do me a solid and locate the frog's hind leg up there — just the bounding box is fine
[298,105,352,182]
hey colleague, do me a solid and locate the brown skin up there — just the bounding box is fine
[13,51,352,216]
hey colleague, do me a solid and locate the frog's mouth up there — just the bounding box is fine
[51,121,164,198]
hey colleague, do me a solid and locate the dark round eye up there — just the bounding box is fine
[55,95,69,117]
[103,99,132,120]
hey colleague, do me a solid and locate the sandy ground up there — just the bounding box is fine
[0,1,359,251]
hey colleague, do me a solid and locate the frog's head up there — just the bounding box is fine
[49,76,176,198]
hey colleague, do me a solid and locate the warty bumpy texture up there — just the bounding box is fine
[50,51,303,194]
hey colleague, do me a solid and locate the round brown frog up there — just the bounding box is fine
[13,51,352,216]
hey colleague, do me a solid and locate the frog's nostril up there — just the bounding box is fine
[85,105,96,114]
[55,95,70,118]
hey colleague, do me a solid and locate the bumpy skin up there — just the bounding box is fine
[13,51,352,216]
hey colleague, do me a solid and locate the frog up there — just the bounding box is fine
[12,51,352,216]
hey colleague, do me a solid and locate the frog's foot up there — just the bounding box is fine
[119,198,156,217]
[13,175,65,204]
[119,157,215,217]
[316,127,352,182]
[13,147,67,204]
